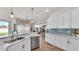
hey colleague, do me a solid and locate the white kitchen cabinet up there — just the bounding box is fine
[52,35,59,47]
[64,11,72,28]
[46,8,79,29]
[45,33,79,51]
[47,34,53,44]
[24,38,31,51]
[45,34,49,43]
[45,34,54,45]
[7,40,25,51]
[47,17,54,29]
[46,18,51,29]
[55,35,63,48]
[7,38,31,51]
[50,34,55,45]
[47,16,59,29]
[60,37,67,50]
[46,19,49,29]
[45,34,51,44]
[66,39,78,51]
[72,8,79,28]
[76,39,79,50]
[53,17,58,28]
[58,14,64,28]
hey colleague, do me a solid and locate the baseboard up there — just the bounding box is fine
[46,42,64,51]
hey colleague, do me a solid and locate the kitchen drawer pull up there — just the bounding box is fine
[67,41,70,44]
[54,39,56,40]
[22,45,25,48]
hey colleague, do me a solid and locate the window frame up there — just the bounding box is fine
[0,20,12,38]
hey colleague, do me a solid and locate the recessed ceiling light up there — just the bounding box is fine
[45,9,49,13]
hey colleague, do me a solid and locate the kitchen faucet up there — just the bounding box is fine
[11,24,18,39]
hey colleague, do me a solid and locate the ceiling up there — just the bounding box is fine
[0,7,63,24]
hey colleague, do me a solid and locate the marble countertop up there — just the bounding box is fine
[46,33,79,40]
[0,33,40,51]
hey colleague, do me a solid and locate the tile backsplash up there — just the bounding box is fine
[47,28,73,36]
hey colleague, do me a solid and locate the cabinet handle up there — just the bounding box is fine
[31,37,32,39]
[54,39,56,40]
[22,45,25,48]
[67,41,70,44]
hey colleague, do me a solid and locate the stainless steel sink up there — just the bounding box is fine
[17,37,25,40]
[4,37,25,43]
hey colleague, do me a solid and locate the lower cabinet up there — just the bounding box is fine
[45,34,49,43]
[7,38,31,51]
[66,39,78,51]
[24,38,31,51]
[45,34,51,44]
[45,34,79,51]
[54,35,62,48]
[61,38,68,50]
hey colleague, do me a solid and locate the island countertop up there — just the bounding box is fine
[0,33,40,51]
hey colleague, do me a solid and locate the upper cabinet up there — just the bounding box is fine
[72,8,79,28]
[46,8,79,29]
[46,17,54,29]
[46,17,52,29]
[63,11,72,28]
[53,16,58,28]
[58,14,64,28]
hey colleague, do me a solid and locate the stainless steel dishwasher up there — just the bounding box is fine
[31,36,40,49]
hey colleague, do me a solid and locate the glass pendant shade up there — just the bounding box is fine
[10,8,15,18]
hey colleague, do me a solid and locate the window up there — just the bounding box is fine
[17,24,24,34]
[17,24,30,34]
[0,21,9,37]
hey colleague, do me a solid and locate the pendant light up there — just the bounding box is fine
[31,8,34,23]
[10,7,14,18]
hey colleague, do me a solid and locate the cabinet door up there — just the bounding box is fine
[47,17,53,29]
[24,38,31,51]
[7,41,25,51]
[50,17,54,28]
[58,14,64,28]
[7,38,31,51]
[64,12,72,28]
[53,35,59,47]
[45,34,55,45]
[45,34,49,42]
[66,39,78,51]
[53,17,58,28]
[48,17,55,28]
[48,34,53,44]
[45,34,51,44]
[61,38,68,50]
[72,8,79,28]
[55,36,63,48]
[46,18,50,29]
[50,34,55,45]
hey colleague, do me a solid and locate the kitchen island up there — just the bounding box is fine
[0,33,40,51]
